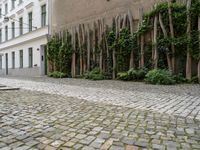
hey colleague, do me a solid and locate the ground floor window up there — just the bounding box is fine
[12,51,15,69]
[19,50,23,68]
[28,48,33,68]
[0,55,2,70]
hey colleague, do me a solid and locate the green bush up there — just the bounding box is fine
[118,68,147,81]
[127,69,138,80]
[117,72,130,81]
[145,69,176,85]
[174,74,187,84]
[84,68,105,80]
[136,68,148,80]
[189,76,199,84]
[48,71,67,78]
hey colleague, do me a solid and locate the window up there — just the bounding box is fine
[0,29,2,43]
[19,0,23,5]
[28,12,32,32]
[41,4,46,27]
[5,26,8,41]
[5,3,8,14]
[19,17,23,35]
[19,50,23,68]
[12,22,15,38]
[28,48,33,68]
[11,0,15,9]
[0,8,2,19]
[12,51,15,69]
[0,55,2,70]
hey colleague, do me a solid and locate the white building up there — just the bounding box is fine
[0,0,49,76]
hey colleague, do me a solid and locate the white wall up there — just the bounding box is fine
[0,0,49,76]
[1,37,47,69]
[0,0,48,42]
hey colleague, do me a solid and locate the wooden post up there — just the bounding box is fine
[159,13,172,71]
[71,28,76,78]
[112,15,119,79]
[128,10,135,69]
[86,24,91,71]
[198,16,200,83]
[186,0,192,80]
[153,15,158,69]
[139,7,145,68]
[168,0,176,73]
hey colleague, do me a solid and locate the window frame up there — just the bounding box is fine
[19,50,23,68]
[19,17,23,35]
[12,51,15,69]
[28,47,33,68]
[41,4,46,27]
[28,12,33,32]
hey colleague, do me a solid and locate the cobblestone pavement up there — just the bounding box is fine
[0,77,200,120]
[0,90,200,150]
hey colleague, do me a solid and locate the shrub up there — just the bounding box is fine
[174,74,187,84]
[84,68,105,80]
[136,68,148,80]
[117,72,130,81]
[118,68,147,81]
[189,76,199,84]
[48,71,67,78]
[145,69,176,85]
[127,69,138,80]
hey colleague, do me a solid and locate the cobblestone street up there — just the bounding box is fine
[0,77,200,120]
[0,90,200,150]
[0,77,200,150]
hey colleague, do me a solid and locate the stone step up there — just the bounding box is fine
[0,87,20,91]
[0,85,6,88]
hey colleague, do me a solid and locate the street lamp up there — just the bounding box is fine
[3,17,9,22]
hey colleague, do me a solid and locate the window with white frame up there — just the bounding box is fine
[19,17,23,35]
[12,51,15,69]
[28,12,33,32]
[0,55,2,70]
[28,48,33,68]
[11,0,15,9]
[12,22,15,38]
[19,50,23,68]
[41,4,46,27]
[5,26,8,41]
[0,8,2,18]
[5,3,8,14]
[19,0,23,5]
[0,29,2,43]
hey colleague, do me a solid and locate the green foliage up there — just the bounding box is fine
[117,68,147,81]
[189,76,199,84]
[174,74,187,84]
[47,32,72,75]
[48,71,67,78]
[107,28,134,72]
[84,68,106,80]
[47,0,200,84]
[128,68,147,80]
[117,72,130,81]
[145,69,176,85]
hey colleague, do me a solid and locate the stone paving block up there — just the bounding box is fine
[126,145,139,150]
[110,145,125,150]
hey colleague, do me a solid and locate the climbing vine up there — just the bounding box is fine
[47,0,200,83]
